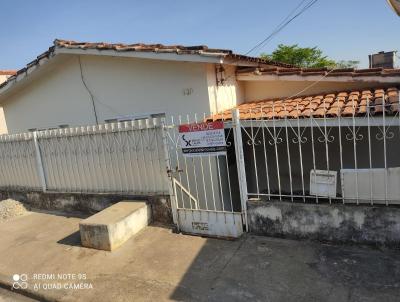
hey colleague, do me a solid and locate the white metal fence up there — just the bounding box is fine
[0,119,168,195]
[162,113,245,235]
[0,133,42,189]
[163,114,241,212]
[231,99,400,205]
[1,101,399,211]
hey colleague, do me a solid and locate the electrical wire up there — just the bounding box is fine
[75,0,327,119]
[78,56,124,121]
[279,68,339,102]
[220,0,320,83]
[78,56,99,125]
[245,0,320,56]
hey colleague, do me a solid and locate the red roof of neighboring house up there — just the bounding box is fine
[0,70,17,76]
[210,87,400,120]
[237,67,400,78]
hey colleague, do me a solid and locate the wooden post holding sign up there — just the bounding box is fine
[178,121,226,157]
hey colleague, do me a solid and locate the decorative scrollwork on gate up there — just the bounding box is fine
[345,127,364,141]
[376,127,395,141]
[268,136,283,146]
[292,136,307,144]
[225,128,233,148]
[247,138,262,146]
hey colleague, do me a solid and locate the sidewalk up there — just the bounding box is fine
[0,210,399,302]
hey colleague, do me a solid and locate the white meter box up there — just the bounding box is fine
[310,170,337,198]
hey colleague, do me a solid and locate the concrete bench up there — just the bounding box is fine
[79,201,150,251]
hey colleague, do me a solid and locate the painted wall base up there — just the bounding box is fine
[177,209,243,238]
[0,190,173,225]
[248,200,400,247]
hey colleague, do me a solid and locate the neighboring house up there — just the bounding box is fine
[212,85,400,203]
[0,70,16,134]
[0,70,17,84]
[0,39,399,134]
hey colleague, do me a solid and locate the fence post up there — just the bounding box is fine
[232,109,249,232]
[160,118,179,230]
[33,131,47,192]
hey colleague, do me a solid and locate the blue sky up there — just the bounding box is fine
[0,0,399,70]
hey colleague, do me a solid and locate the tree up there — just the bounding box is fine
[261,44,359,69]
[334,60,360,69]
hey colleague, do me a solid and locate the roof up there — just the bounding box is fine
[237,66,400,79]
[54,39,293,67]
[0,70,17,76]
[210,87,400,120]
[0,39,295,93]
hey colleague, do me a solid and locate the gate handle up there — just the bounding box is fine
[167,167,184,177]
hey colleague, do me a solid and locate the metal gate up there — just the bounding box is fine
[161,114,246,238]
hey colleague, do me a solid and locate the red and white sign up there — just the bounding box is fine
[178,121,226,157]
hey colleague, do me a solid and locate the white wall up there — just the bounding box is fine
[207,64,244,113]
[243,80,395,102]
[0,75,10,134]
[0,75,9,83]
[2,54,213,133]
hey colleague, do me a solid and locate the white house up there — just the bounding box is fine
[0,39,289,133]
[1,39,399,134]
[0,39,400,239]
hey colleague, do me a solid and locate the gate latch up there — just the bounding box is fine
[167,166,184,177]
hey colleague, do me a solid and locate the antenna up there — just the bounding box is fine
[387,0,400,16]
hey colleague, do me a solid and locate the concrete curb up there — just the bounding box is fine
[0,273,56,302]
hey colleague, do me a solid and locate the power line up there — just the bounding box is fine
[280,68,338,101]
[245,0,320,56]
[78,56,99,125]
[244,0,309,55]
[78,56,125,120]
[221,0,320,83]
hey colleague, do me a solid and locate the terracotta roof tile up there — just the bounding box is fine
[54,40,294,68]
[237,66,400,79]
[0,70,16,76]
[209,87,400,121]
[1,38,297,93]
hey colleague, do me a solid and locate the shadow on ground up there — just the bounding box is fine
[1,211,399,302]
[57,231,82,247]
[29,208,90,219]
[170,235,400,302]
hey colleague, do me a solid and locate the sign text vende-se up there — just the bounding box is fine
[178,121,226,157]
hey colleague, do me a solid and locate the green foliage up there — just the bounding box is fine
[335,60,360,69]
[261,44,359,69]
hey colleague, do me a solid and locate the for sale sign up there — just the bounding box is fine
[178,121,226,157]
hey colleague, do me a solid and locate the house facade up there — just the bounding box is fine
[0,39,400,240]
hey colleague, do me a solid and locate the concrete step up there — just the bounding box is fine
[79,201,150,251]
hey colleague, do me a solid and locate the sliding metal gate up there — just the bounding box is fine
[162,115,245,238]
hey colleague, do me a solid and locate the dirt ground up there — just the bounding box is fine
[0,210,399,302]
